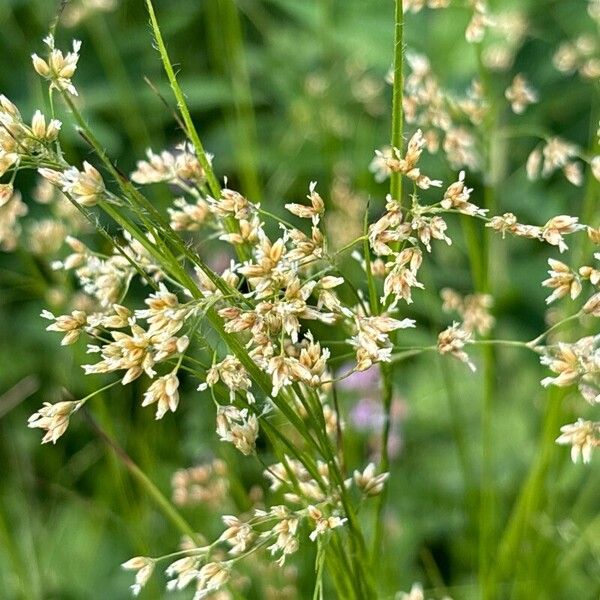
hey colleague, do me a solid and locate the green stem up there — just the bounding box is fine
[389,0,404,203]
[371,0,404,571]
[474,42,498,600]
[145,0,220,199]
[371,361,393,562]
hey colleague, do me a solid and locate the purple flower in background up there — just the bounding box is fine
[338,362,380,392]
[350,397,385,432]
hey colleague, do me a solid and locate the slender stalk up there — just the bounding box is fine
[372,0,404,570]
[474,44,498,600]
[371,361,393,561]
[145,0,220,198]
[389,0,404,203]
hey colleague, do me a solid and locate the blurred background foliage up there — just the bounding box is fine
[0,0,599,598]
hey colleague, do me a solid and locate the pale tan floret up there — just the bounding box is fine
[437,322,475,371]
[465,1,494,44]
[382,247,424,306]
[441,171,486,217]
[27,219,66,255]
[542,258,582,304]
[267,507,300,565]
[307,505,347,541]
[553,34,600,80]
[0,152,18,178]
[541,137,579,177]
[540,337,595,388]
[440,288,494,335]
[555,419,599,464]
[411,214,452,252]
[30,109,62,141]
[168,197,210,231]
[583,292,600,316]
[541,215,584,253]
[526,148,542,180]
[219,515,255,555]
[171,460,229,508]
[142,371,180,419]
[215,405,259,455]
[165,556,202,592]
[285,181,325,225]
[131,143,208,186]
[195,561,230,597]
[121,557,155,597]
[374,129,442,190]
[209,188,253,221]
[32,35,81,96]
[41,308,88,345]
[39,161,106,207]
[83,323,189,384]
[28,400,82,444]
[350,313,416,371]
[353,463,390,496]
[135,283,191,336]
[200,355,252,400]
[504,74,537,114]
[443,127,479,171]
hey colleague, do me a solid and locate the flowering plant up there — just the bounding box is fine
[1,0,599,597]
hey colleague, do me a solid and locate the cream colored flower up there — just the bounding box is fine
[542,259,582,304]
[196,562,230,597]
[505,74,537,114]
[441,171,486,217]
[142,371,180,419]
[32,35,81,96]
[41,309,88,345]
[285,181,325,225]
[216,405,259,455]
[438,322,475,371]
[307,505,347,541]
[556,419,599,464]
[353,463,390,496]
[122,556,155,597]
[28,400,82,444]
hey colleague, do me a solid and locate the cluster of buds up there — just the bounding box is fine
[32,35,81,96]
[216,405,259,456]
[131,143,208,186]
[437,322,475,372]
[39,161,106,207]
[27,399,82,444]
[374,129,442,190]
[171,460,229,507]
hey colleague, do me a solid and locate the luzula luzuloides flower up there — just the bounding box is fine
[28,400,82,444]
[39,161,106,207]
[353,463,390,496]
[131,143,208,186]
[121,556,155,597]
[32,35,81,96]
[437,322,476,371]
[142,371,180,419]
[555,419,600,464]
[505,74,537,114]
[41,309,88,345]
